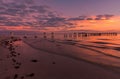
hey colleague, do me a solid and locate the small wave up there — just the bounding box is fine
[97,39,112,40]
[92,41,111,44]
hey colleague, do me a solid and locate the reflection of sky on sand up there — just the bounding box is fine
[0,33,120,68]
[0,33,120,78]
[21,33,120,68]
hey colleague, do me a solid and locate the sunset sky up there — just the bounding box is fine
[0,0,120,31]
[41,0,120,16]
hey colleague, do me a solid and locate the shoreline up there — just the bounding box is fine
[23,38,120,68]
[0,37,120,79]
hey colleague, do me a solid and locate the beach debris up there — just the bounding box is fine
[43,32,47,39]
[18,53,20,55]
[31,59,38,63]
[13,74,18,79]
[1,37,36,79]
[10,51,17,57]
[13,61,22,69]
[12,58,16,62]
[56,44,61,46]
[51,32,54,40]
[26,73,35,77]
[14,66,20,69]
[34,35,38,38]
[20,76,25,79]
[23,36,27,38]
[52,61,56,64]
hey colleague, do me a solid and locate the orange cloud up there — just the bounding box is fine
[0,26,32,31]
[0,16,120,32]
[68,16,120,31]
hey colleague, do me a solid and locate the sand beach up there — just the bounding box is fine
[0,34,120,79]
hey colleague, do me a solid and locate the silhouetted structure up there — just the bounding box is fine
[64,32,118,40]
[51,32,54,40]
[43,32,47,39]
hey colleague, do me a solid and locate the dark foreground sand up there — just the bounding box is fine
[0,37,120,79]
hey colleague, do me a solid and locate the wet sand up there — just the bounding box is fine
[0,37,120,79]
[24,38,120,68]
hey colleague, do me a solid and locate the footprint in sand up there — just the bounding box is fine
[13,61,22,69]
[12,58,17,62]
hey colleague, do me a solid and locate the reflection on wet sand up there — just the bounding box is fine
[0,32,120,79]
[21,32,120,67]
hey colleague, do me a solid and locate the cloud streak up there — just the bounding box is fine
[0,0,71,28]
[0,0,117,31]
[69,14,114,21]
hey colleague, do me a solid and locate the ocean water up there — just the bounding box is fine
[36,33,120,68]
[58,33,120,68]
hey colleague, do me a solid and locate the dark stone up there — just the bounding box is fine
[14,74,18,79]
[31,59,38,63]
[52,61,56,64]
[26,73,35,77]
[12,58,16,62]
[14,66,20,69]
[21,76,24,79]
